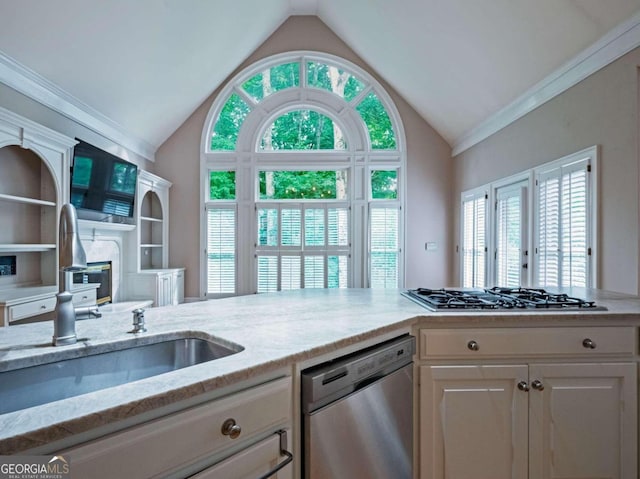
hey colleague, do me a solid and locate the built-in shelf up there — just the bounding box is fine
[140,216,163,223]
[0,244,56,252]
[0,193,56,207]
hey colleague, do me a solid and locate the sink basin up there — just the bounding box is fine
[0,336,243,415]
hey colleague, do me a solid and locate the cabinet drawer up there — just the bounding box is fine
[72,289,97,307]
[9,297,56,322]
[191,432,292,479]
[62,376,291,479]
[420,327,636,359]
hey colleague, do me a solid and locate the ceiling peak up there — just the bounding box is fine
[289,0,318,16]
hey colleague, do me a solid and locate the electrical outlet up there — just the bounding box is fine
[0,256,16,275]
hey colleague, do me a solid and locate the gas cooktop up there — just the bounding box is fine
[402,287,606,312]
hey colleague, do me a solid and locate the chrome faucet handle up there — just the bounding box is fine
[129,308,147,333]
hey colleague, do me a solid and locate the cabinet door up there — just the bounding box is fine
[420,365,528,479]
[190,433,292,479]
[529,362,637,479]
[156,273,171,306]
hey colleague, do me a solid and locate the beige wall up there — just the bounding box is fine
[155,16,452,299]
[453,48,640,295]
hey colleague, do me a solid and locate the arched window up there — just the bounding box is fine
[201,52,405,297]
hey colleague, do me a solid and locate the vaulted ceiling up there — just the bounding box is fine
[1,0,639,159]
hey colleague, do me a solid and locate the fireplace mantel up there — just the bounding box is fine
[78,219,135,237]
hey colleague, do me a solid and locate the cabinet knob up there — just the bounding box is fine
[582,338,597,349]
[467,340,479,351]
[517,381,530,392]
[221,418,242,439]
[531,379,544,391]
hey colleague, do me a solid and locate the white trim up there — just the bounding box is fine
[452,12,640,156]
[0,51,157,161]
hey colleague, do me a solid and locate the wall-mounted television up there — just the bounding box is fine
[70,140,138,219]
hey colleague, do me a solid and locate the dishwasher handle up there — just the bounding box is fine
[353,372,385,392]
[256,430,293,479]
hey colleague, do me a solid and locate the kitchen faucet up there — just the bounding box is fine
[52,203,92,346]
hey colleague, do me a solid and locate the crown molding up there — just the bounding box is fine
[452,11,640,156]
[0,51,157,161]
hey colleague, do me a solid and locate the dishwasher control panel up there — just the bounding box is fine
[301,334,415,413]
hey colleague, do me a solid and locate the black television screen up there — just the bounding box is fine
[70,140,138,218]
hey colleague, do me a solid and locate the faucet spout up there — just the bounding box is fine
[53,204,87,346]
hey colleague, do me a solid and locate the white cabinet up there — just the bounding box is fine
[0,284,98,326]
[419,327,638,479]
[124,170,185,305]
[132,170,171,271]
[125,267,184,306]
[60,376,293,479]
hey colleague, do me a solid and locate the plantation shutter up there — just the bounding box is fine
[256,204,350,291]
[369,206,399,288]
[206,207,236,294]
[536,159,589,287]
[461,192,486,288]
[495,183,526,287]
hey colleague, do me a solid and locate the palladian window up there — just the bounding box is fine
[201,52,405,297]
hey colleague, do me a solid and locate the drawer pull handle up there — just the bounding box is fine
[256,430,294,479]
[221,418,242,439]
[40,305,47,309]
[582,338,597,349]
[517,381,530,392]
[467,340,479,351]
[531,379,544,391]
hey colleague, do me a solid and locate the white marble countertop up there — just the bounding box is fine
[0,287,639,454]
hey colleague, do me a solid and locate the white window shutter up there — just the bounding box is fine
[495,183,526,287]
[206,207,236,294]
[461,193,486,288]
[536,158,589,287]
[369,206,399,288]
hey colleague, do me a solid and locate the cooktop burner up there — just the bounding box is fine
[402,287,605,311]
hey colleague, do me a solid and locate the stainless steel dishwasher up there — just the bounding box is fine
[301,334,415,479]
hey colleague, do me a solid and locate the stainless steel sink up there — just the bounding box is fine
[0,336,243,415]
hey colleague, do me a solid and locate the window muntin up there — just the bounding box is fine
[306,61,365,102]
[242,62,300,101]
[259,110,346,150]
[258,170,348,200]
[209,171,236,200]
[211,93,251,151]
[356,92,396,149]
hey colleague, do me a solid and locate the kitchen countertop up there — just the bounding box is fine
[1,287,639,454]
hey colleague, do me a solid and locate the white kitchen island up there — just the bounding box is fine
[0,287,639,478]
